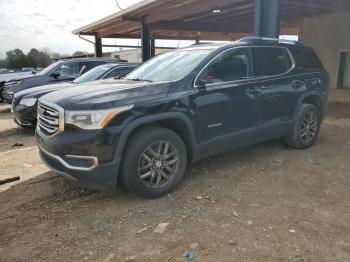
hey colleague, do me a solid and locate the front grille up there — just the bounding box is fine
[37,101,62,137]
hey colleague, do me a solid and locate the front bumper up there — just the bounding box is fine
[12,105,37,127]
[36,125,125,190]
[39,146,121,190]
[2,90,13,103]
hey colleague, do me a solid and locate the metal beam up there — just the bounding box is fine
[288,0,350,11]
[101,44,174,50]
[150,20,252,34]
[94,35,103,57]
[150,37,156,57]
[141,22,151,62]
[254,0,280,38]
[144,0,246,24]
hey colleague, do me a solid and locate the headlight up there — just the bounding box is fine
[5,81,21,87]
[19,98,37,107]
[65,105,133,130]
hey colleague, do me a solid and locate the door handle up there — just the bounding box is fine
[291,80,305,89]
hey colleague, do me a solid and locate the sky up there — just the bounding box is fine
[0,0,296,59]
[0,0,147,58]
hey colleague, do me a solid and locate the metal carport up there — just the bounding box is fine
[73,0,350,64]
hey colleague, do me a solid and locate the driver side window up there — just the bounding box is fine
[197,48,253,85]
[53,62,81,77]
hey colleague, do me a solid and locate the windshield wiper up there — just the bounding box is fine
[129,78,153,82]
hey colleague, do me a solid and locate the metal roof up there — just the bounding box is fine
[73,0,350,41]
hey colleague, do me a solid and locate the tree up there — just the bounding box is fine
[26,48,51,68]
[72,51,88,57]
[27,48,41,67]
[0,60,6,68]
[5,49,27,70]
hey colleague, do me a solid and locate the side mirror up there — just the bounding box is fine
[50,71,60,79]
[196,79,207,91]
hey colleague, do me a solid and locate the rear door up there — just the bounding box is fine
[254,47,301,125]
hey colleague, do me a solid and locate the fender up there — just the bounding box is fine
[294,91,325,119]
[113,112,198,164]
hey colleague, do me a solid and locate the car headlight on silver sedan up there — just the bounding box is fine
[65,105,133,130]
[19,98,37,107]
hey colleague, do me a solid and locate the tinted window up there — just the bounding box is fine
[292,47,323,71]
[103,67,134,79]
[197,47,253,85]
[255,47,293,76]
[82,61,105,71]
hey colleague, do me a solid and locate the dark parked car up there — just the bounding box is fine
[36,37,329,198]
[12,63,138,128]
[1,57,123,103]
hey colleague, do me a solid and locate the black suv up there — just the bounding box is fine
[36,37,328,198]
[2,57,123,103]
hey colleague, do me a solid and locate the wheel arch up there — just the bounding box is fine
[295,92,325,119]
[114,113,198,178]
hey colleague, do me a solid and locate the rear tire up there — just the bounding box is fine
[286,103,321,149]
[122,126,187,198]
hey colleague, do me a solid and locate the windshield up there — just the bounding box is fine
[36,62,62,76]
[125,49,212,82]
[73,65,114,84]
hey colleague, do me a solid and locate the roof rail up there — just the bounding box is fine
[237,37,301,45]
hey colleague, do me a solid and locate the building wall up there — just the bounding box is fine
[301,12,350,89]
[108,48,171,63]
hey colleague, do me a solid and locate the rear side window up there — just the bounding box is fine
[292,47,324,72]
[254,47,293,76]
[81,61,104,72]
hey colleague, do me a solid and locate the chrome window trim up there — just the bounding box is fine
[193,46,296,90]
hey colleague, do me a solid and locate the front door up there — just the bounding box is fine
[195,47,262,142]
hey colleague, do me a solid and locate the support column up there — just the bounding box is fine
[254,0,280,38]
[141,22,150,62]
[94,35,103,57]
[150,37,156,58]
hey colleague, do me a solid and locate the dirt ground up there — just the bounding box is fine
[0,103,349,262]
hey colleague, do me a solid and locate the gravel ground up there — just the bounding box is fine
[0,103,349,262]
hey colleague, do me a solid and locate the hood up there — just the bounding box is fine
[14,82,74,100]
[0,72,33,83]
[6,74,38,83]
[4,74,46,93]
[41,79,171,110]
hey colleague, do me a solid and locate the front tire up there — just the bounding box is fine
[286,103,321,149]
[122,127,187,198]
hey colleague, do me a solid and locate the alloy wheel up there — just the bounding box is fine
[300,111,318,143]
[138,141,179,188]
